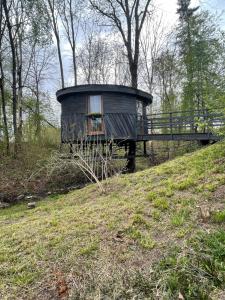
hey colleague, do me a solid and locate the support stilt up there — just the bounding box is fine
[125,141,136,173]
[143,141,147,156]
[69,143,73,154]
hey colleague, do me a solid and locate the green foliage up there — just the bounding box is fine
[177,7,225,111]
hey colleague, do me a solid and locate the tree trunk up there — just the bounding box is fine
[35,84,41,137]
[2,0,18,154]
[0,64,9,155]
[17,37,23,146]
[55,33,65,89]
[69,0,77,85]
[47,0,65,89]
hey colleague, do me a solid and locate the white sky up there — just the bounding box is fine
[49,0,225,122]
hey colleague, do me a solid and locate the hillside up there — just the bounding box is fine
[0,141,225,299]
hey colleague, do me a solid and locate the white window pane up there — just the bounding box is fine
[89,95,102,113]
[137,100,143,116]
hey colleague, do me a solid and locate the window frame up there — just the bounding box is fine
[87,95,104,135]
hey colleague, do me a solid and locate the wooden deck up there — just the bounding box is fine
[138,108,225,142]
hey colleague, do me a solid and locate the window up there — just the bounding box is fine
[137,100,144,134]
[89,95,102,114]
[137,100,143,116]
[87,95,104,134]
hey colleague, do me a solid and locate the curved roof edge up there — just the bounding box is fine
[56,84,153,104]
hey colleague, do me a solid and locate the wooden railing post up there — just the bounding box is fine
[170,112,173,134]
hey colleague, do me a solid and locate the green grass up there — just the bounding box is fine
[154,230,225,299]
[171,208,190,227]
[0,141,225,299]
[212,210,225,223]
[153,197,169,210]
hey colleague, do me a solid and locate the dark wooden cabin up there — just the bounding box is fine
[56,84,153,143]
[56,84,225,171]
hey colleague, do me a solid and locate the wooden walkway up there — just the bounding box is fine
[138,108,225,142]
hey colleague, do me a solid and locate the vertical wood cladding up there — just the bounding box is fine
[58,87,151,142]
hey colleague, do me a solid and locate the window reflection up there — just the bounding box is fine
[89,95,102,113]
[87,95,104,134]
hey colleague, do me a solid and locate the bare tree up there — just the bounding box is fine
[25,45,55,137]
[57,0,85,86]
[140,12,166,94]
[2,0,20,152]
[78,21,114,84]
[114,41,131,86]
[46,0,65,88]
[0,1,9,154]
[154,44,181,113]
[90,0,152,88]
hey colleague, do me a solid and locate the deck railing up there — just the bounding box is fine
[61,108,225,142]
[142,108,225,135]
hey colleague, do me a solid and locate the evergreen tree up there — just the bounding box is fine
[177,1,225,112]
[176,0,199,111]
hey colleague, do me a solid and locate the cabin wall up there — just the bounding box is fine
[60,92,147,142]
[103,93,136,113]
[61,94,86,142]
[102,92,137,140]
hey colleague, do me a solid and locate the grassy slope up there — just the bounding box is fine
[0,141,225,299]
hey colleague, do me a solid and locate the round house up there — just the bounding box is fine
[56,84,152,143]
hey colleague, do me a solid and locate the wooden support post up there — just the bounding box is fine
[125,141,136,173]
[69,143,73,154]
[143,141,147,156]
